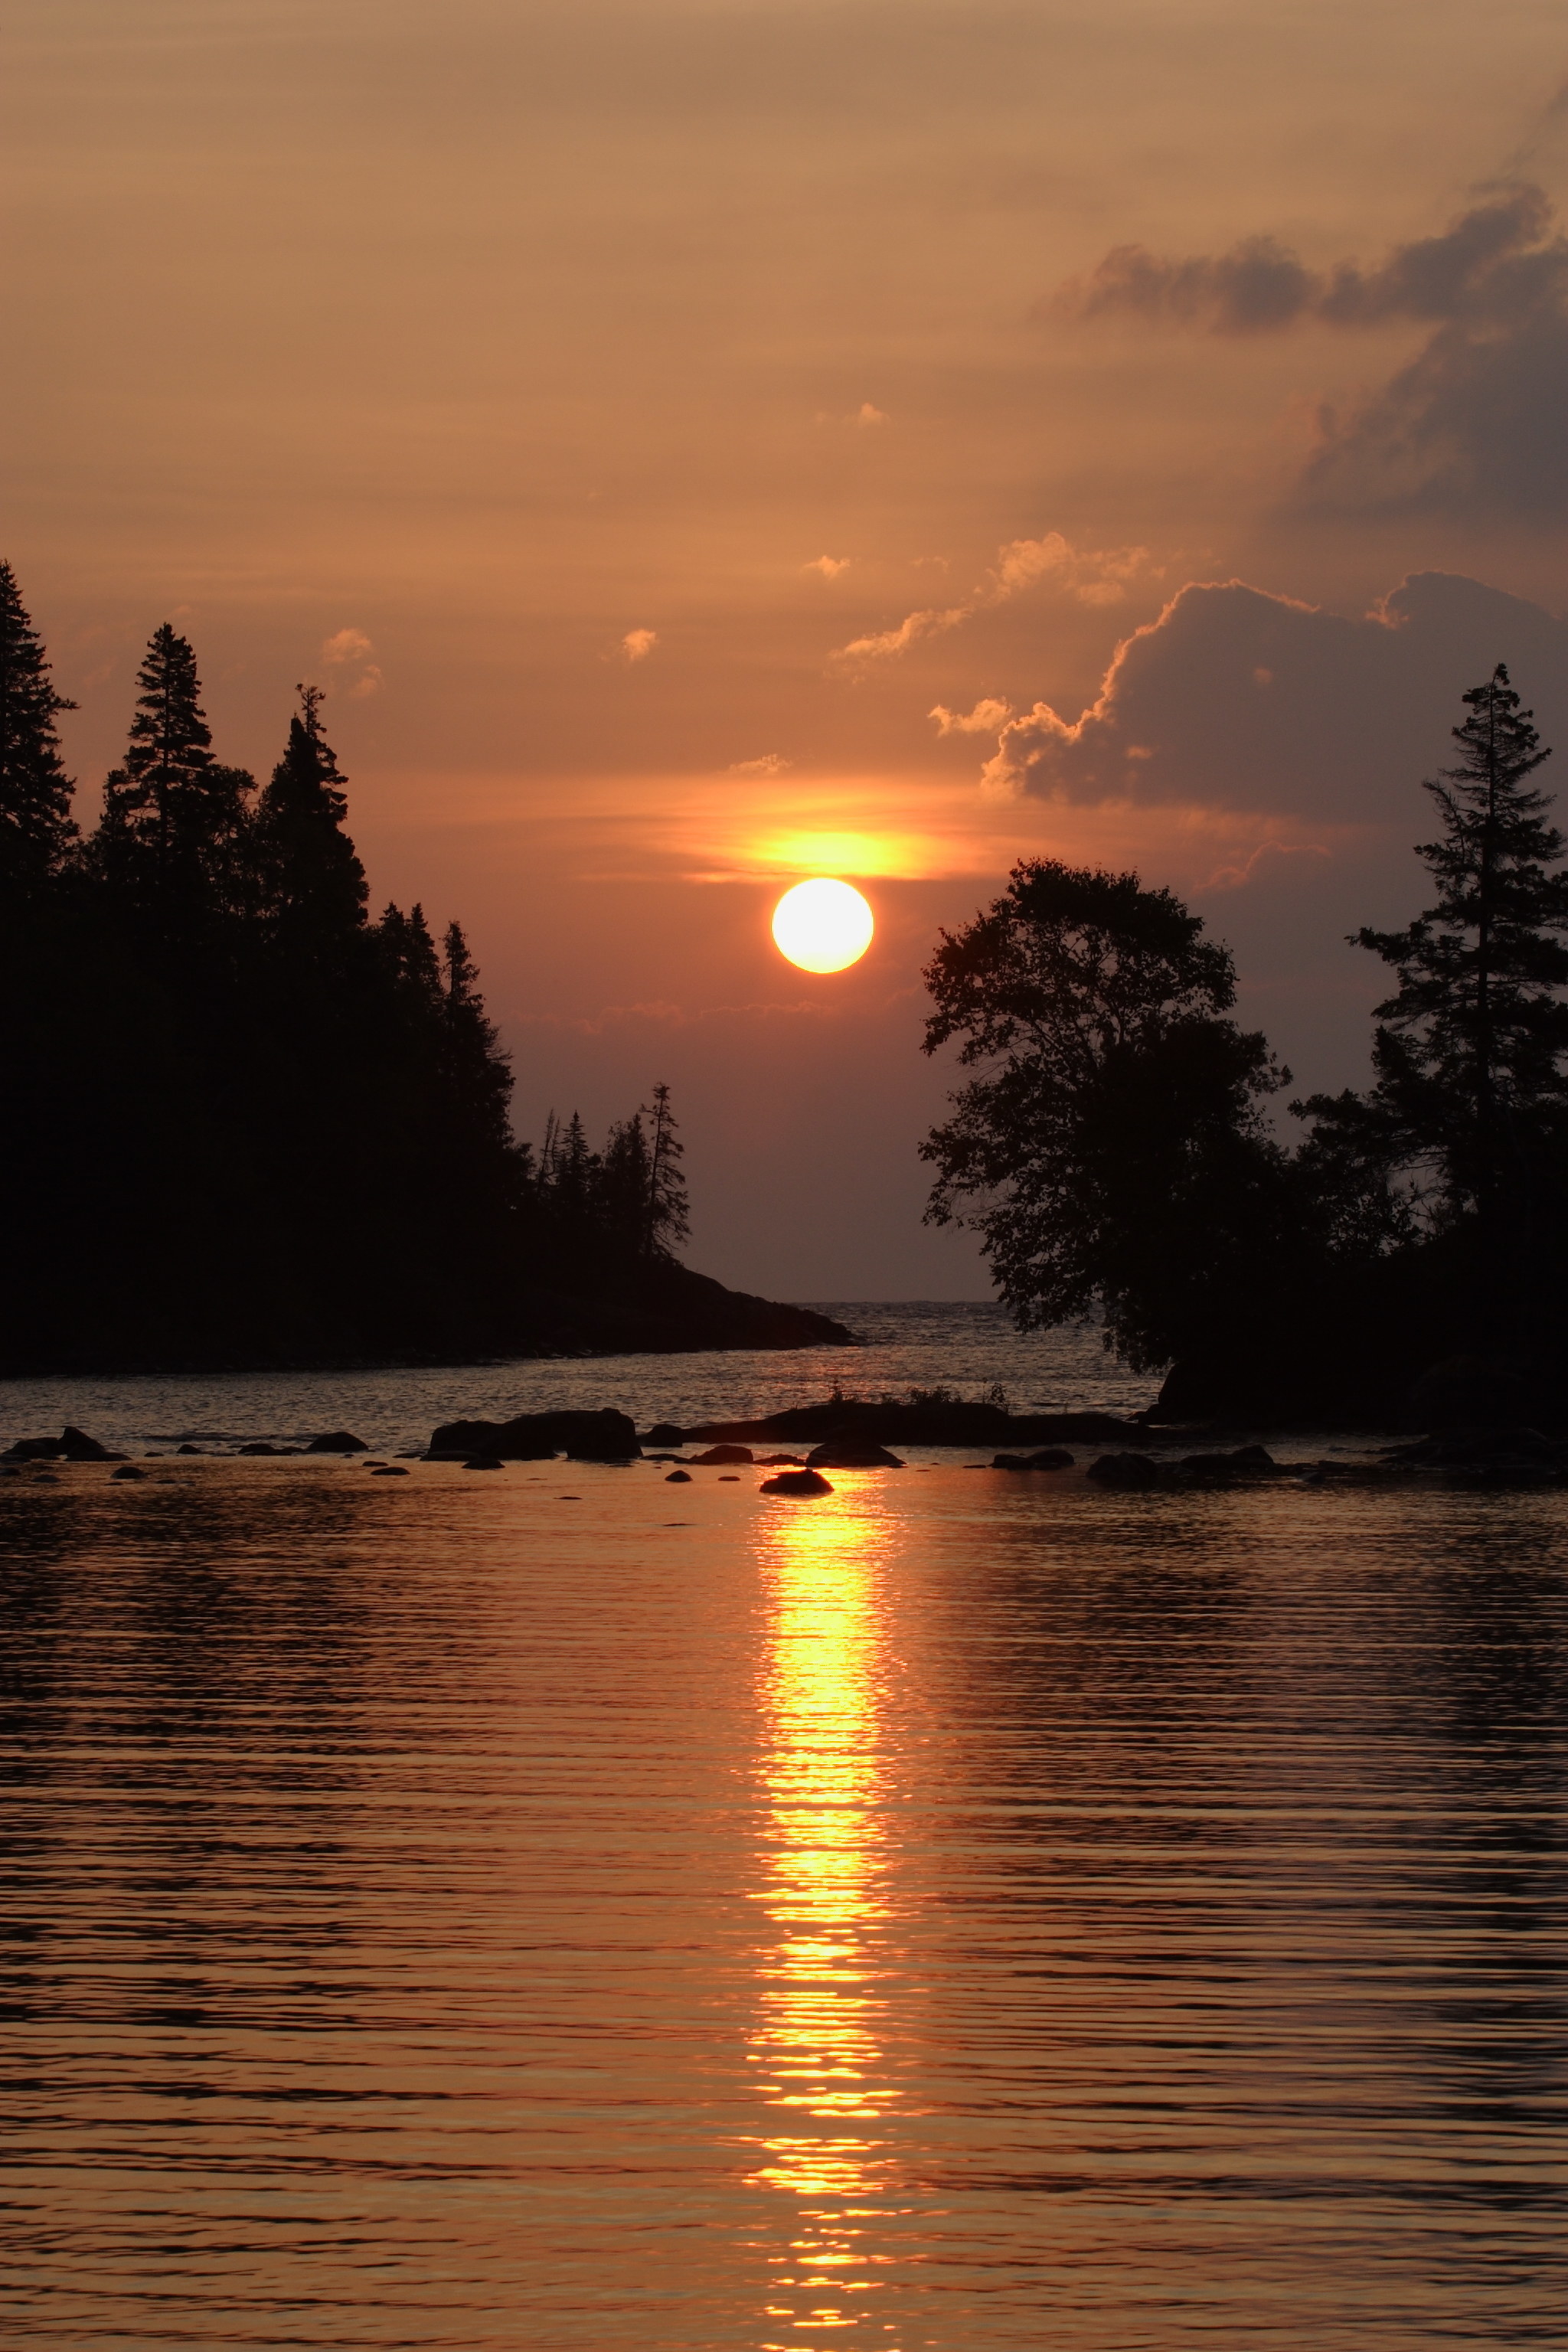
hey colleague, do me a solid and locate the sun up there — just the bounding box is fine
[772,878,874,972]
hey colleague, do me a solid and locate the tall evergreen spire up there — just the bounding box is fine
[253,684,368,939]
[101,623,252,886]
[0,560,77,890]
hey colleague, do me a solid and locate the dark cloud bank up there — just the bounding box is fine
[991,570,1568,827]
[1054,185,1568,515]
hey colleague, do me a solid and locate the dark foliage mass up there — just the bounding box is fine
[0,567,750,1372]
[922,667,1568,1419]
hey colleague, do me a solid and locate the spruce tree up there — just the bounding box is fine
[644,1081,690,1258]
[253,684,368,940]
[100,623,253,890]
[0,560,77,890]
[1350,666,1568,1249]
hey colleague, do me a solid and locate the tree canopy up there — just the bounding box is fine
[0,573,697,1372]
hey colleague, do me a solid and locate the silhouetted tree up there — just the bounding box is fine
[0,560,76,892]
[920,859,1292,1369]
[99,624,253,897]
[644,1081,690,1259]
[601,1110,654,1250]
[1334,668,1568,1238]
[253,684,367,941]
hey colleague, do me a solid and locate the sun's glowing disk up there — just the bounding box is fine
[771,878,874,972]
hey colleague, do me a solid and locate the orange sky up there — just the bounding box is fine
[6,0,1568,1295]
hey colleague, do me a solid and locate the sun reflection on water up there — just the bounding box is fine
[746,1492,906,2347]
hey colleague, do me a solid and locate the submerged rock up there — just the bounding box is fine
[1086,1452,1163,1490]
[690,1443,754,1465]
[993,1448,1075,1471]
[109,1465,146,1481]
[429,1408,639,1462]
[665,1468,692,1483]
[463,1455,505,1471]
[306,1431,369,1454]
[761,1468,834,1496]
[643,1422,686,1446]
[805,1441,905,1469]
[371,1465,410,1477]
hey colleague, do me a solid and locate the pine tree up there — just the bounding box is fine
[1348,666,1568,1247]
[600,1111,653,1251]
[0,560,77,890]
[253,684,367,939]
[643,1081,690,1258]
[100,623,253,890]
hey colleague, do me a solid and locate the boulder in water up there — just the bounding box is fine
[691,1443,753,1465]
[1086,1452,1163,1490]
[993,1448,1075,1471]
[306,1431,369,1455]
[805,1441,905,1469]
[761,1468,834,1496]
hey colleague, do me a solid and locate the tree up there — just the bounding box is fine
[0,560,77,892]
[643,1080,690,1259]
[920,859,1291,1369]
[100,623,253,893]
[1331,666,1568,1252]
[253,684,368,939]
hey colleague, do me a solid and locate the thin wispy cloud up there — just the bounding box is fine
[727,753,792,776]
[831,531,1155,668]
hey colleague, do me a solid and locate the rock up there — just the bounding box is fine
[306,1431,369,1454]
[1176,1445,1279,1480]
[61,1426,120,1461]
[428,1408,639,1462]
[463,1455,505,1471]
[687,1399,1151,1448]
[109,1465,146,1481]
[1086,1452,1163,1490]
[690,1443,753,1465]
[761,1468,834,1496]
[993,1448,1075,1471]
[4,1437,64,1460]
[1385,1426,1563,1470]
[643,1422,686,1446]
[804,1442,905,1469]
[237,1442,285,1456]
[665,1468,692,1483]
[371,1465,410,1477]
[756,1453,805,1466]
[177,1443,204,1455]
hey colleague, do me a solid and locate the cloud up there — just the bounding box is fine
[854,402,887,426]
[834,605,971,664]
[727,753,792,776]
[319,626,381,697]
[804,555,851,578]
[831,531,1153,667]
[1053,185,1568,516]
[929,697,1013,735]
[620,627,658,662]
[975,570,1568,821]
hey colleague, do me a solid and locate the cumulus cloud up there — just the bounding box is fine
[727,753,792,776]
[854,402,887,426]
[319,625,381,697]
[831,532,1153,668]
[1053,185,1568,515]
[976,570,1568,818]
[804,555,851,578]
[620,627,658,662]
[929,697,1013,735]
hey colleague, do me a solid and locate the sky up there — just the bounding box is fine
[6,0,1568,1298]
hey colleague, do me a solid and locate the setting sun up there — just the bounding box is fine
[771,878,874,973]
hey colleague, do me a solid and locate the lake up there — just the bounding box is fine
[2,1309,1565,2347]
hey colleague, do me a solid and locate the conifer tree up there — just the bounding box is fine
[600,1111,653,1251]
[643,1081,690,1258]
[1338,667,1568,1246]
[0,560,77,890]
[100,624,253,890]
[253,684,367,939]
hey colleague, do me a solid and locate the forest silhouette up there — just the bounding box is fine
[920,665,1568,1426]
[0,566,846,1372]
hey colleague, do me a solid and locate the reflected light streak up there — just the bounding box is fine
[746,1496,903,2346]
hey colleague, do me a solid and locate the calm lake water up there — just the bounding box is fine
[3,1312,1565,2347]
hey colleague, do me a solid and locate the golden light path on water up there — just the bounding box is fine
[746,1490,904,2347]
